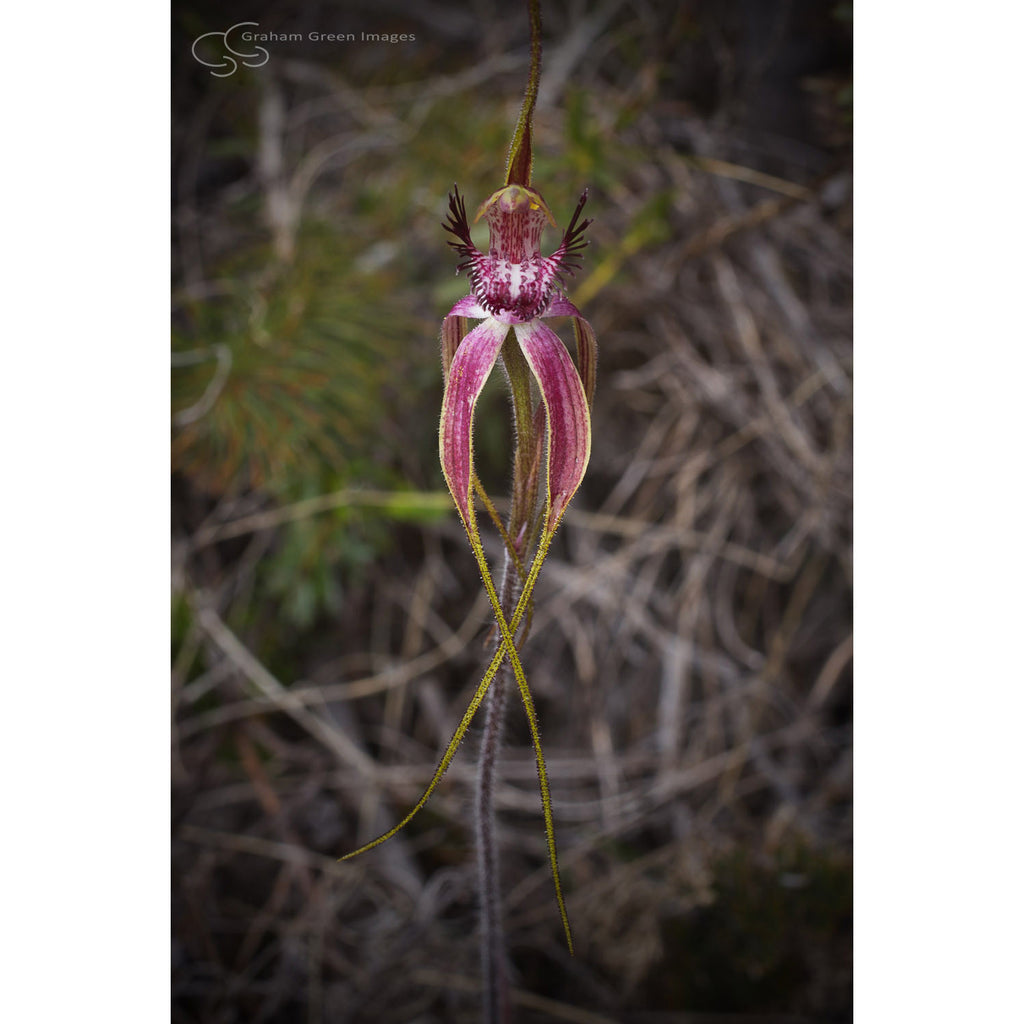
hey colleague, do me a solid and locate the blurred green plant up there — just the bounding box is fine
[172,205,434,628]
[172,223,419,492]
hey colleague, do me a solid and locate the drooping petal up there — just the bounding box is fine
[543,297,598,410]
[440,315,467,384]
[572,317,598,410]
[439,318,510,526]
[514,320,592,529]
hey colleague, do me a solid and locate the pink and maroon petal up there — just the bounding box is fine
[514,320,592,529]
[541,298,597,410]
[439,318,510,526]
[542,296,581,319]
[449,295,489,319]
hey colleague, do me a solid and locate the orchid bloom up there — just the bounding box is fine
[433,183,596,957]
[440,184,596,538]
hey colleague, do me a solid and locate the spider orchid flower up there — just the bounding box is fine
[433,182,597,961]
[440,184,597,542]
[341,27,597,964]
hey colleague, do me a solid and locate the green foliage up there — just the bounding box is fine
[254,471,450,632]
[172,222,419,493]
[172,116,451,629]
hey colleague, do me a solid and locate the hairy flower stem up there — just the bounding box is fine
[477,662,511,1024]
[476,551,521,1024]
[476,338,535,1024]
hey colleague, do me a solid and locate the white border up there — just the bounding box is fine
[856,3,1023,1021]
[2,5,167,1020]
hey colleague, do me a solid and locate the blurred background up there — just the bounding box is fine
[171,1,852,1021]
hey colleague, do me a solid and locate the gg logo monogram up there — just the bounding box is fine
[191,22,269,77]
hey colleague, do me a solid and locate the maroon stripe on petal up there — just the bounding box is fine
[514,320,592,529]
[439,318,509,525]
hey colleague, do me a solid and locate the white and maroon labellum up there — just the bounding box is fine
[445,185,591,324]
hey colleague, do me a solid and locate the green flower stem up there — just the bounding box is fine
[504,0,543,187]
[500,334,539,551]
[475,546,521,1024]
